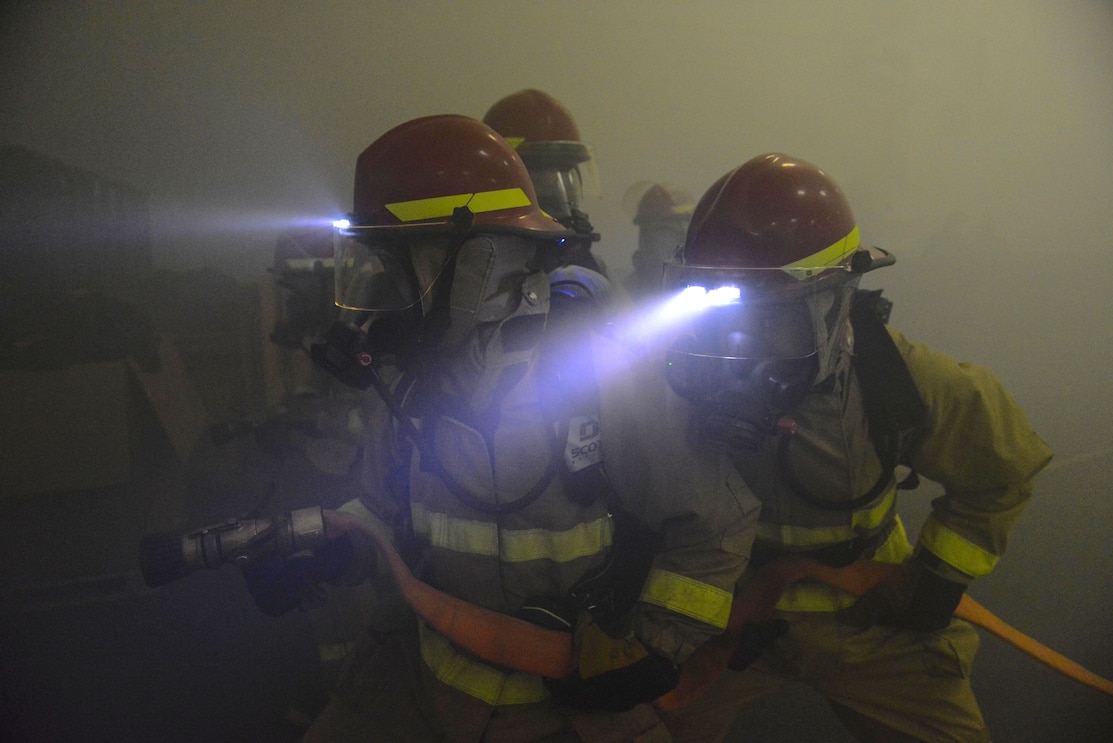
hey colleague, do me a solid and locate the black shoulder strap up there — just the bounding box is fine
[849,289,928,469]
[540,289,616,509]
[780,289,928,511]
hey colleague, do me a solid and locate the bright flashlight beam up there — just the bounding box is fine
[607,284,741,351]
[667,285,741,311]
[585,283,744,393]
[707,286,741,306]
[149,206,347,241]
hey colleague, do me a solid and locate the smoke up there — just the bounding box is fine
[2,2,1111,739]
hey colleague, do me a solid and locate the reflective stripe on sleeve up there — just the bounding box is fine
[640,569,733,629]
[385,187,532,222]
[418,621,548,705]
[411,504,612,563]
[918,516,999,578]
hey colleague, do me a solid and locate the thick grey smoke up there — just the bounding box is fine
[2,2,1110,739]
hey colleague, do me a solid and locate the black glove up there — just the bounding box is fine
[542,612,679,712]
[727,619,790,671]
[241,534,355,617]
[840,554,966,632]
[902,563,967,632]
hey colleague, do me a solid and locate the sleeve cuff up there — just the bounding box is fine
[916,517,998,581]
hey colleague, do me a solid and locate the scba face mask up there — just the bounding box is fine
[442,233,548,358]
[664,292,819,452]
[311,229,460,389]
[660,261,862,451]
[333,225,481,351]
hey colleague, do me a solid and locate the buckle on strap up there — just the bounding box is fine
[752,519,897,570]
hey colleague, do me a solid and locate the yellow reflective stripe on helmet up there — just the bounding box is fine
[411,504,612,563]
[468,187,532,214]
[640,569,733,629]
[418,620,548,705]
[756,486,896,547]
[774,516,913,613]
[781,225,861,280]
[385,187,533,222]
[918,516,1000,578]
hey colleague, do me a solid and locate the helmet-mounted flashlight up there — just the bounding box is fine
[677,284,742,308]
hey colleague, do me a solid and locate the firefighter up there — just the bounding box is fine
[299,115,755,742]
[483,89,606,276]
[622,182,695,301]
[654,153,1053,742]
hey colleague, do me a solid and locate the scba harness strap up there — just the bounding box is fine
[778,289,928,512]
[400,268,615,516]
[541,272,614,508]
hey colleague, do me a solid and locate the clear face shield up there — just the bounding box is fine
[519,142,600,222]
[530,168,586,221]
[659,261,856,449]
[314,223,466,388]
[333,224,462,315]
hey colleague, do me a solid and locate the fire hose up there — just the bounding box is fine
[323,511,1113,710]
[322,509,577,680]
[654,557,1113,710]
[139,506,576,679]
[143,508,1111,709]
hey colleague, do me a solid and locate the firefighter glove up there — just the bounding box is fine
[240,534,355,617]
[544,612,680,712]
[840,554,966,633]
[728,619,790,671]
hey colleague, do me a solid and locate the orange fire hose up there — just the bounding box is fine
[655,557,1113,711]
[323,510,1111,708]
[954,593,1113,697]
[323,509,575,680]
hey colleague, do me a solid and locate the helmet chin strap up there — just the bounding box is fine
[407,208,478,354]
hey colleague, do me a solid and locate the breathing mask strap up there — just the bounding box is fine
[413,208,476,351]
[777,289,928,511]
